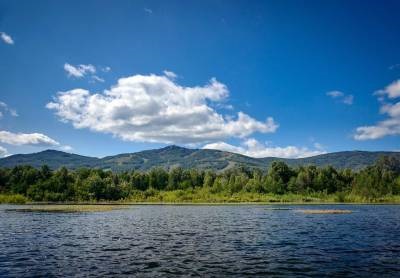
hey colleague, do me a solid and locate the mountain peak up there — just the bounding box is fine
[39,149,66,154]
[0,148,399,171]
[160,145,191,151]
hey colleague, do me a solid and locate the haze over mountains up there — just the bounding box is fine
[0,146,399,171]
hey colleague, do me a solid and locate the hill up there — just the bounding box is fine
[0,150,99,169]
[0,146,399,171]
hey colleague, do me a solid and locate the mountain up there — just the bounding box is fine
[0,150,99,169]
[99,145,265,171]
[0,146,399,171]
[279,151,400,169]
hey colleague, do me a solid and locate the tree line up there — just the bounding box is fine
[0,156,399,202]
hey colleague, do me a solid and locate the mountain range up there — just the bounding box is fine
[0,145,399,171]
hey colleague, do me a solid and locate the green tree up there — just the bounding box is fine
[203,171,215,188]
[265,161,294,194]
[167,167,182,190]
[149,168,168,190]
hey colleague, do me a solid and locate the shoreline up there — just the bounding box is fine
[2,193,400,205]
[4,201,400,206]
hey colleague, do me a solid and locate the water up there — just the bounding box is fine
[1,205,400,277]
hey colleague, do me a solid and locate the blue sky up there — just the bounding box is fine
[0,0,399,158]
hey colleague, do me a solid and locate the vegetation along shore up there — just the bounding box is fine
[0,156,399,204]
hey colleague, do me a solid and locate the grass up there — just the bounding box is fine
[0,194,29,204]
[125,188,333,203]
[5,204,128,213]
[2,190,400,205]
[124,188,400,204]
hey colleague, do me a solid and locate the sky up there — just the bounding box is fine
[0,0,399,158]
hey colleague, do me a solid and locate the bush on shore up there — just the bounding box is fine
[0,156,399,203]
[0,194,28,204]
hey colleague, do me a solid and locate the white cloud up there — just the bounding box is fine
[163,70,177,79]
[354,80,400,140]
[144,8,153,14]
[380,102,400,118]
[0,146,8,157]
[375,79,400,99]
[91,75,105,83]
[79,64,96,73]
[64,63,110,83]
[326,91,344,98]
[60,145,73,152]
[343,95,354,105]
[64,63,96,78]
[326,90,353,105]
[203,138,326,159]
[0,101,18,117]
[102,66,111,72]
[354,122,400,140]
[0,32,14,45]
[0,130,60,146]
[47,73,278,144]
[313,142,324,150]
[354,111,400,140]
[215,103,234,110]
[9,109,18,117]
[0,130,72,152]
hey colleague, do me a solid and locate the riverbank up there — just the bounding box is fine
[0,194,29,204]
[2,192,400,205]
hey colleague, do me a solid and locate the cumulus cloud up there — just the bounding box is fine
[355,115,400,140]
[47,73,278,144]
[0,32,14,45]
[0,101,18,118]
[64,63,96,78]
[354,80,400,140]
[0,130,60,146]
[375,79,400,99]
[0,146,8,157]
[354,122,400,140]
[326,90,354,105]
[203,138,326,159]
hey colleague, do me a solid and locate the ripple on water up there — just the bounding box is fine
[0,205,400,277]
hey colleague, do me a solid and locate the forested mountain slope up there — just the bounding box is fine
[0,146,399,171]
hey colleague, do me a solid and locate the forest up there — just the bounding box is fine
[0,156,399,203]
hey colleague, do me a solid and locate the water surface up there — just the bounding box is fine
[1,205,400,277]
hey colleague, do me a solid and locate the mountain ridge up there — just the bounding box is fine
[0,146,399,171]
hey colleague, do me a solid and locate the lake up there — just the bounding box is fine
[1,205,400,277]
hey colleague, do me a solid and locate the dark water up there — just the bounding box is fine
[1,205,400,277]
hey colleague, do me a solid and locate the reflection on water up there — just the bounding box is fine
[1,205,400,277]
